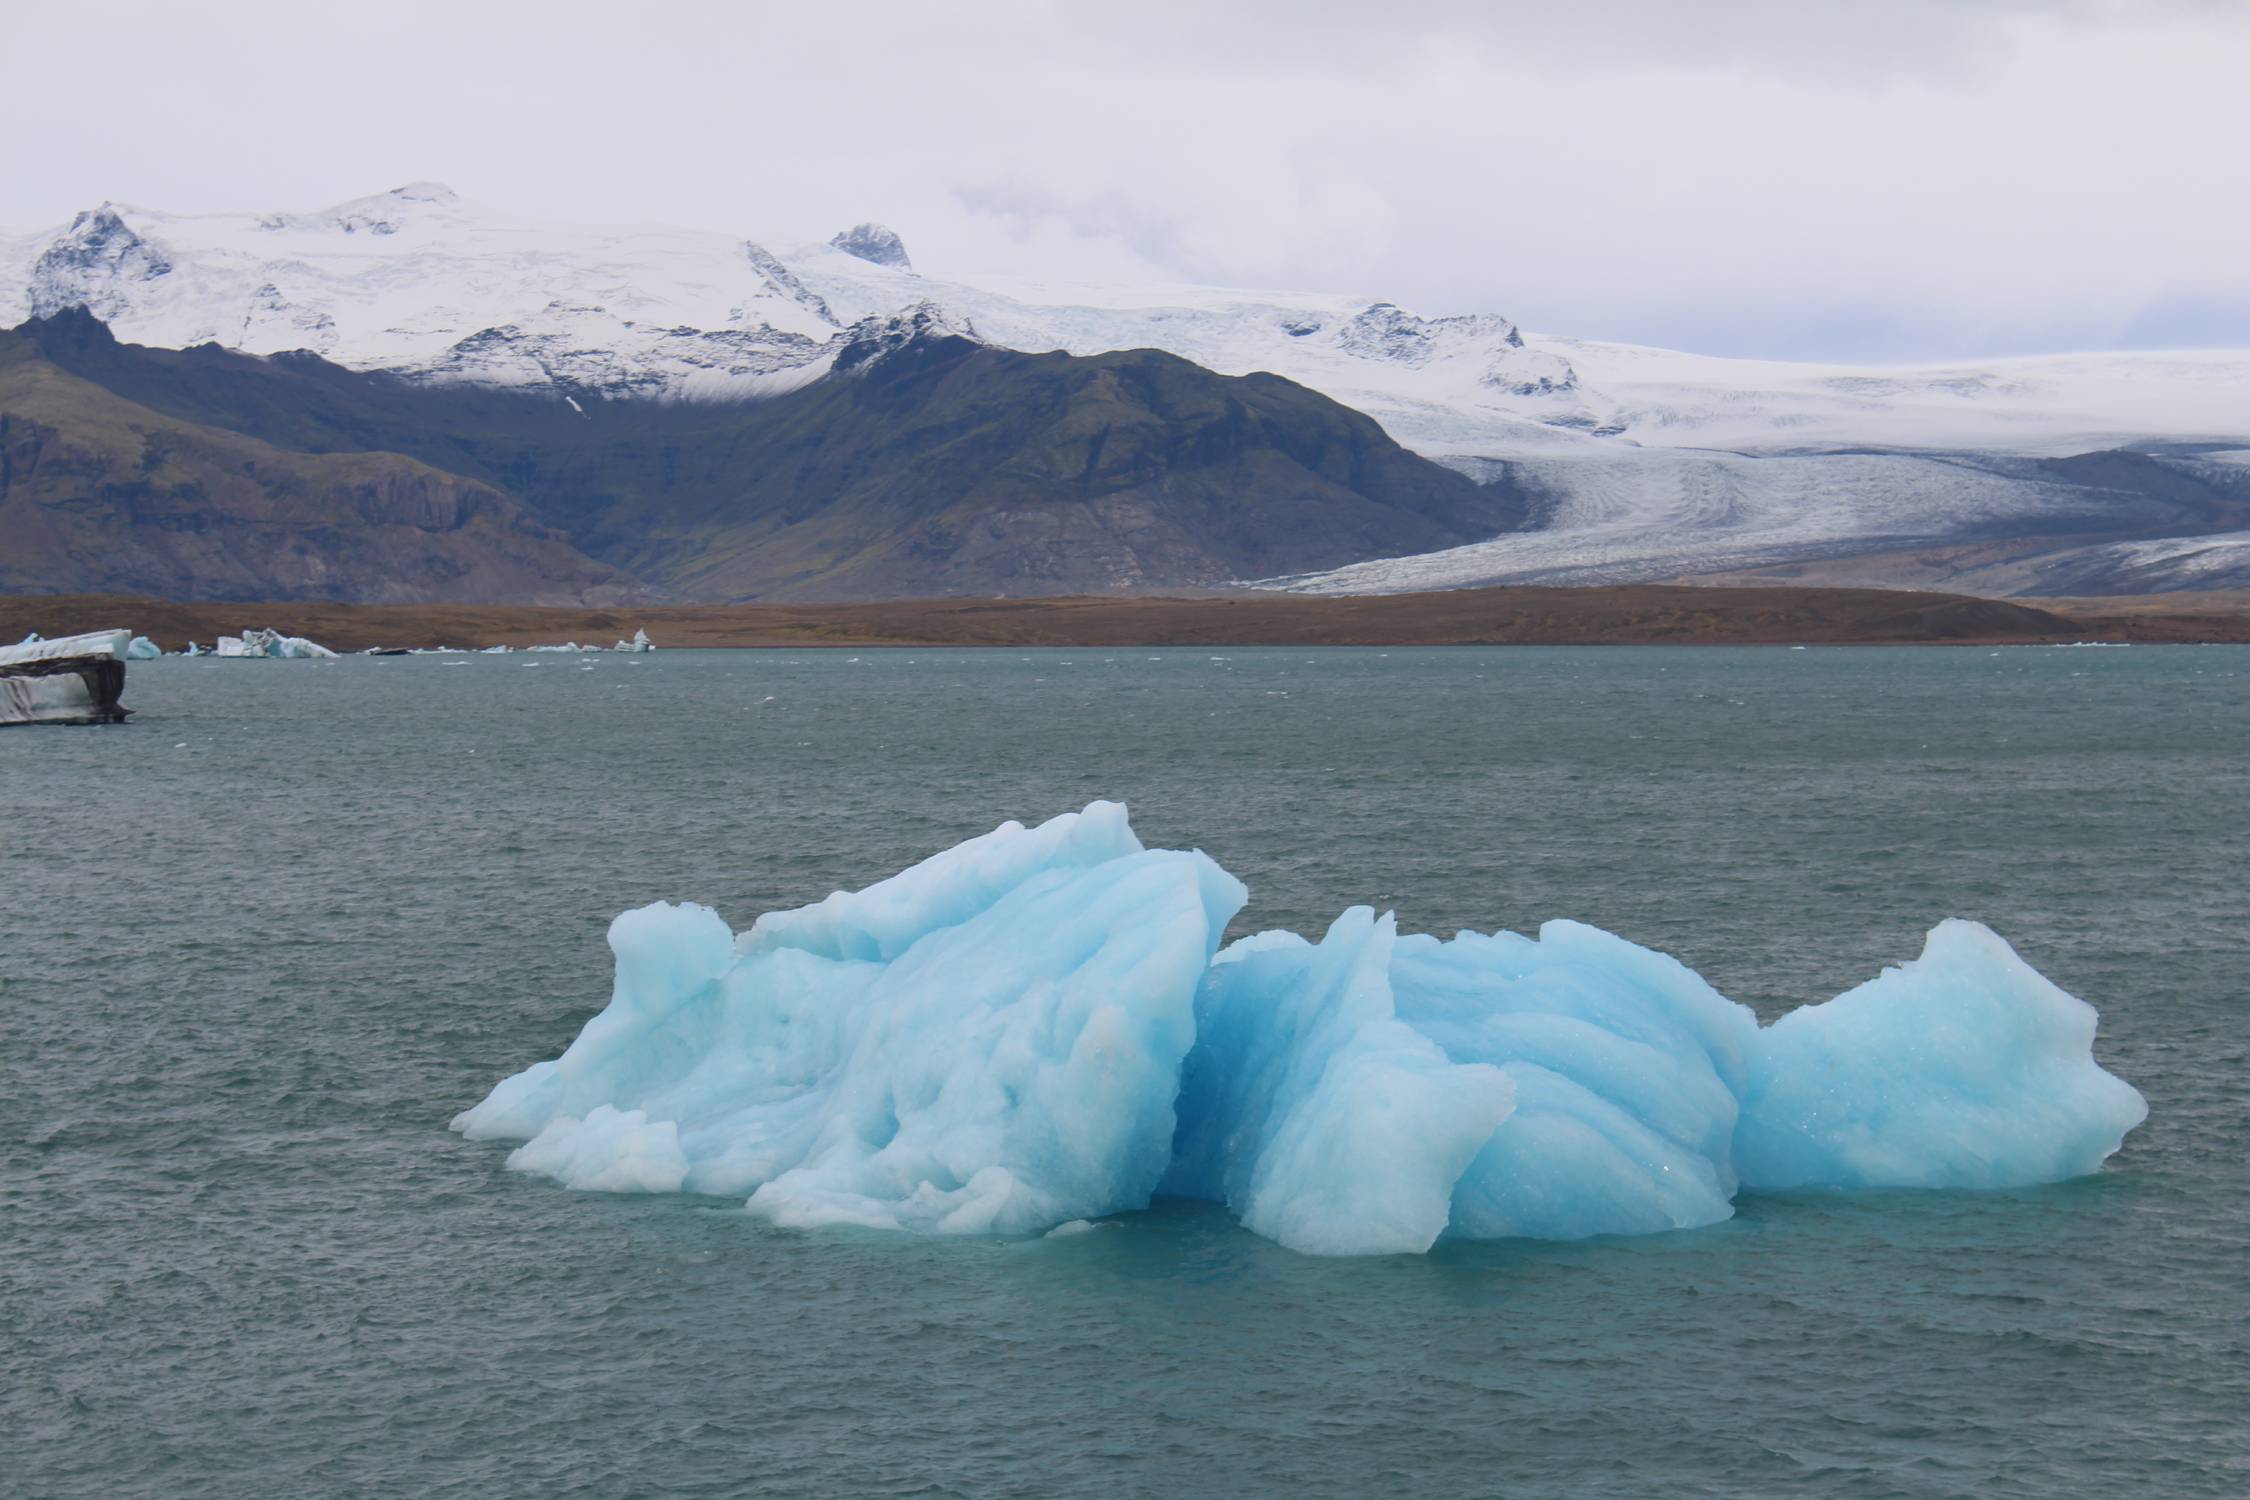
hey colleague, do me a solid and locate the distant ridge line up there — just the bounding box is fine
[7,586,2244,651]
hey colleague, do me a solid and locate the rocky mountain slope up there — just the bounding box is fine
[6,184,2248,596]
[0,325,637,604]
[2,309,1523,601]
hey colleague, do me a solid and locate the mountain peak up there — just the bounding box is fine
[20,302,121,351]
[829,222,912,271]
[29,208,172,320]
[833,302,976,374]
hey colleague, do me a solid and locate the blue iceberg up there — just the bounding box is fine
[455,803,2148,1255]
[1389,919,1760,1244]
[1732,919,2151,1192]
[459,804,1245,1234]
[1165,909,1514,1255]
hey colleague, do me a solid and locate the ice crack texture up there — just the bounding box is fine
[453,803,2148,1256]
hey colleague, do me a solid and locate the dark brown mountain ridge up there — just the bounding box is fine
[0,309,1533,602]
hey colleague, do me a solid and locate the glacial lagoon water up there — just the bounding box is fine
[5,645,2245,1497]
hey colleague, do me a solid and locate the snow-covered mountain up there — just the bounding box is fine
[8,183,2249,595]
[1,184,841,399]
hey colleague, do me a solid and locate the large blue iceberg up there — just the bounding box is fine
[455,803,2147,1256]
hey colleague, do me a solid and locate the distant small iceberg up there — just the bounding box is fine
[215,628,338,659]
[354,632,655,657]
[520,629,655,654]
[125,636,162,659]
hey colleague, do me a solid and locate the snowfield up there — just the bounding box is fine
[10,183,2243,459]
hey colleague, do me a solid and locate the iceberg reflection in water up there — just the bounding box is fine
[454,802,2147,1256]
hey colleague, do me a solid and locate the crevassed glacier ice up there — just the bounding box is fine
[455,802,2147,1255]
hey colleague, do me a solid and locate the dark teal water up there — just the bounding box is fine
[4,646,2245,1498]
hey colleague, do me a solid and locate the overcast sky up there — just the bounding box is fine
[5,0,2246,361]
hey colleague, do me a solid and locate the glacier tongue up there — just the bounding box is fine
[455,803,2148,1255]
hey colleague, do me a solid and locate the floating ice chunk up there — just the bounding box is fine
[455,803,1246,1236]
[0,630,133,723]
[1166,909,1512,1255]
[1734,919,2149,1191]
[213,627,337,658]
[612,628,654,653]
[481,644,512,654]
[510,1105,689,1193]
[125,636,162,659]
[458,805,2147,1255]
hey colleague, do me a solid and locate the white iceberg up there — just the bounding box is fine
[214,627,338,659]
[0,628,133,724]
[456,803,2148,1255]
[125,636,162,659]
[612,628,655,653]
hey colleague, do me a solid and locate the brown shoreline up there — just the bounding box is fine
[5,586,2249,652]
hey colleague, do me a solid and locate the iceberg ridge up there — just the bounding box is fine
[455,803,2147,1255]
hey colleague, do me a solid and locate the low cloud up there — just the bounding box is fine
[3,0,2244,359]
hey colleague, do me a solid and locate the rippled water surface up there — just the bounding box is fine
[5,646,2245,1498]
